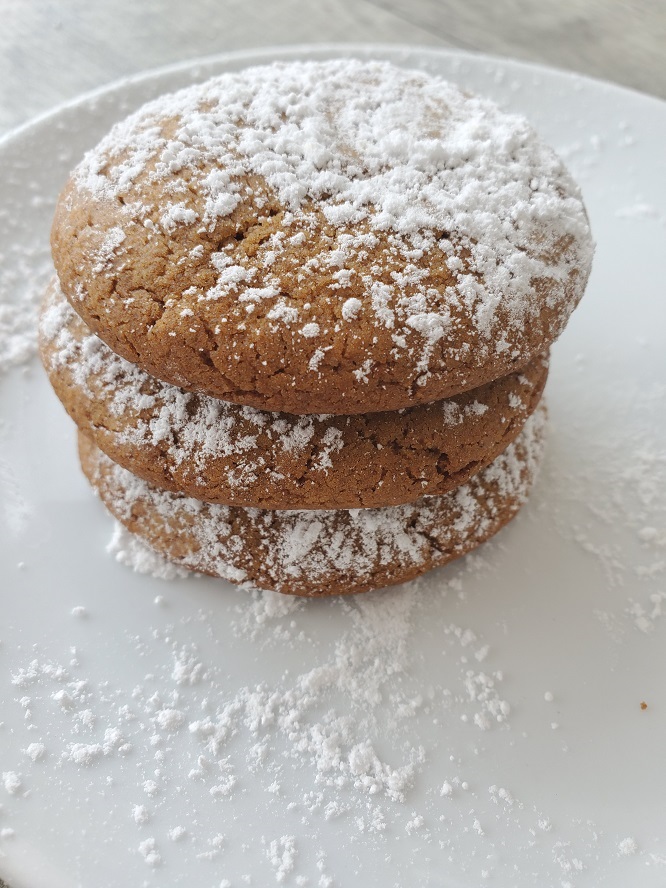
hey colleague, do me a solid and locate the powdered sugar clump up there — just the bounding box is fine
[24,743,46,762]
[106,522,190,580]
[618,837,639,856]
[138,837,161,867]
[2,772,22,796]
[61,727,131,765]
[266,835,297,883]
[132,804,150,825]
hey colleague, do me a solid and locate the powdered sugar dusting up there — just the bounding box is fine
[106,522,190,580]
[41,280,545,508]
[65,59,593,394]
[0,246,52,376]
[85,406,547,595]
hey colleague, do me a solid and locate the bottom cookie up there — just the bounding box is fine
[79,405,547,597]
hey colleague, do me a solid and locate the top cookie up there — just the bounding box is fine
[52,59,593,415]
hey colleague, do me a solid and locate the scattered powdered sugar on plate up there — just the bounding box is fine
[0,252,52,377]
[0,107,61,380]
[231,584,305,644]
[2,543,652,885]
[107,522,191,581]
[615,202,665,224]
[0,225,53,377]
[1,568,519,866]
[546,380,666,636]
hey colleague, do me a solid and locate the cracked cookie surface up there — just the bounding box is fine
[41,279,548,509]
[78,404,547,596]
[52,59,592,414]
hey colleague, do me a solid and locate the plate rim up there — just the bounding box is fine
[1,41,664,156]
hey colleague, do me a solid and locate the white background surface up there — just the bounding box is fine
[0,45,665,888]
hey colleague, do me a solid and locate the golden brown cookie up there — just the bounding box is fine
[78,404,547,596]
[52,59,593,415]
[41,279,548,509]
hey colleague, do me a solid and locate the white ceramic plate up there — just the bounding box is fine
[1,45,665,888]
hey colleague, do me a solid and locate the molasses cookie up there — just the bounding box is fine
[78,404,547,596]
[42,279,548,509]
[52,59,593,414]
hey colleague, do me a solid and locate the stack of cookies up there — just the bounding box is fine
[40,60,593,596]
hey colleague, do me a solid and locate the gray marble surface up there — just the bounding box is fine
[0,0,663,139]
[0,1,662,886]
